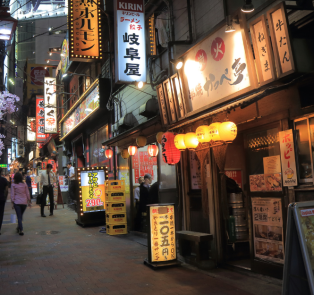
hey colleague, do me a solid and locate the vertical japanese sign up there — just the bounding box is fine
[81,169,106,212]
[17,126,25,157]
[250,15,276,86]
[69,0,102,61]
[182,14,256,113]
[11,138,16,161]
[156,83,169,126]
[114,0,146,83]
[252,198,284,264]
[279,129,298,186]
[36,95,46,142]
[44,77,57,133]
[27,117,36,141]
[163,79,177,123]
[267,3,294,78]
[7,148,11,165]
[170,74,186,119]
[150,204,176,262]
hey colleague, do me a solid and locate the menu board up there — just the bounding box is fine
[263,155,281,174]
[150,205,176,262]
[58,176,68,192]
[249,173,282,192]
[80,169,105,212]
[62,82,100,138]
[132,149,157,186]
[252,198,284,264]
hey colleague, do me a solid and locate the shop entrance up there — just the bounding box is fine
[73,137,85,168]
[224,123,285,277]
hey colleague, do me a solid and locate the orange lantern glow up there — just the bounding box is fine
[105,149,113,159]
[147,144,159,157]
[161,132,181,165]
[128,146,138,156]
[196,125,211,143]
[121,149,129,159]
[208,122,221,141]
[136,136,147,147]
[219,121,237,143]
[156,132,164,144]
[184,132,199,150]
[174,134,186,151]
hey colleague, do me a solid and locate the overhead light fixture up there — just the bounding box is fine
[170,58,184,70]
[225,15,235,33]
[137,81,144,89]
[62,73,67,78]
[241,0,254,13]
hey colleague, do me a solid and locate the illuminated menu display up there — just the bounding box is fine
[150,204,176,262]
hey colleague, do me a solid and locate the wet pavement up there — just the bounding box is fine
[0,200,282,295]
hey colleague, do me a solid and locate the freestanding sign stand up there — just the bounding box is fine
[144,203,179,268]
[75,166,108,227]
[282,202,314,295]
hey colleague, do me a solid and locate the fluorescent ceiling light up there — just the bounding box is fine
[0,35,10,40]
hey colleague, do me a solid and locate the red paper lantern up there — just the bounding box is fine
[147,144,159,157]
[128,146,138,156]
[105,149,113,159]
[161,132,181,165]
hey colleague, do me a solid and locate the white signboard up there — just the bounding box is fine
[29,151,34,162]
[44,77,57,134]
[58,176,68,192]
[17,126,25,157]
[27,117,36,141]
[252,198,284,264]
[279,129,298,187]
[7,148,11,165]
[183,21,254,113]
[11,138,16,160]
[114,0,146,83]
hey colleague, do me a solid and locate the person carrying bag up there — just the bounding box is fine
[11,172,31,236]
[39,164,56,217]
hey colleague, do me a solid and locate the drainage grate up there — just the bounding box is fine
[36,231,60,235]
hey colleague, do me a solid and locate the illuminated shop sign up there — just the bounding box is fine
[44,77,57,133]
[114,0,146,83]
[182,13,257,114]
[36,95,47,142]
[148,204,177,264]
[77,167,109,214]
[68,0,102,61]
[27,117,36,141]
[60,79,100,140]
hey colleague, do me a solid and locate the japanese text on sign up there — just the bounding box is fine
[157,84,168,125]
[150,205,176,262]
[269,5,293,74]
[115,0,146,83]
[81,170,106,212]
[279,129,297,186]
[44,77,57,133]
[69,0,101,60]
[36,96,47,142]
[252,17,274,83]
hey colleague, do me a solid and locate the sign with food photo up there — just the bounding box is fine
[250,173,282,192]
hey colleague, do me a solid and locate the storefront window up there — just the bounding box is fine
[132,146,158,186]
[294,118,313,183]
[90,125,109,167]
[246,128,280,175]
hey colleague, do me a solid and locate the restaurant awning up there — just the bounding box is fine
[102,116,162,147]
[168,75,304,131]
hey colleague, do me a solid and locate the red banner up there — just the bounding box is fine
[36,96,47,142]
[225,169,242,188]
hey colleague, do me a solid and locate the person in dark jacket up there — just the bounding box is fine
[135,174,152,231]
[0,168,8,235]
[149,181,159,204]
[25,171,32,199]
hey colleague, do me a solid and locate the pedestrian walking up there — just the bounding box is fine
[66,162,75,205]
[11,172,31,236]
[40,164,56,217]
[25,171,32,199]
[0,168,8,235]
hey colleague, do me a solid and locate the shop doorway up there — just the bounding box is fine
[72,136,85,168]
[224,123,285,277]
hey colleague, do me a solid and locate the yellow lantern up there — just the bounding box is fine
[184,132,199,150]
[121,149,129,159]
[174,134,186,151]
[208,122,221,141]
[219,121,237,143]
[136,135,147,147]
[128,146,137,156]
[196,125,211,143]
[156,132,164,144]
